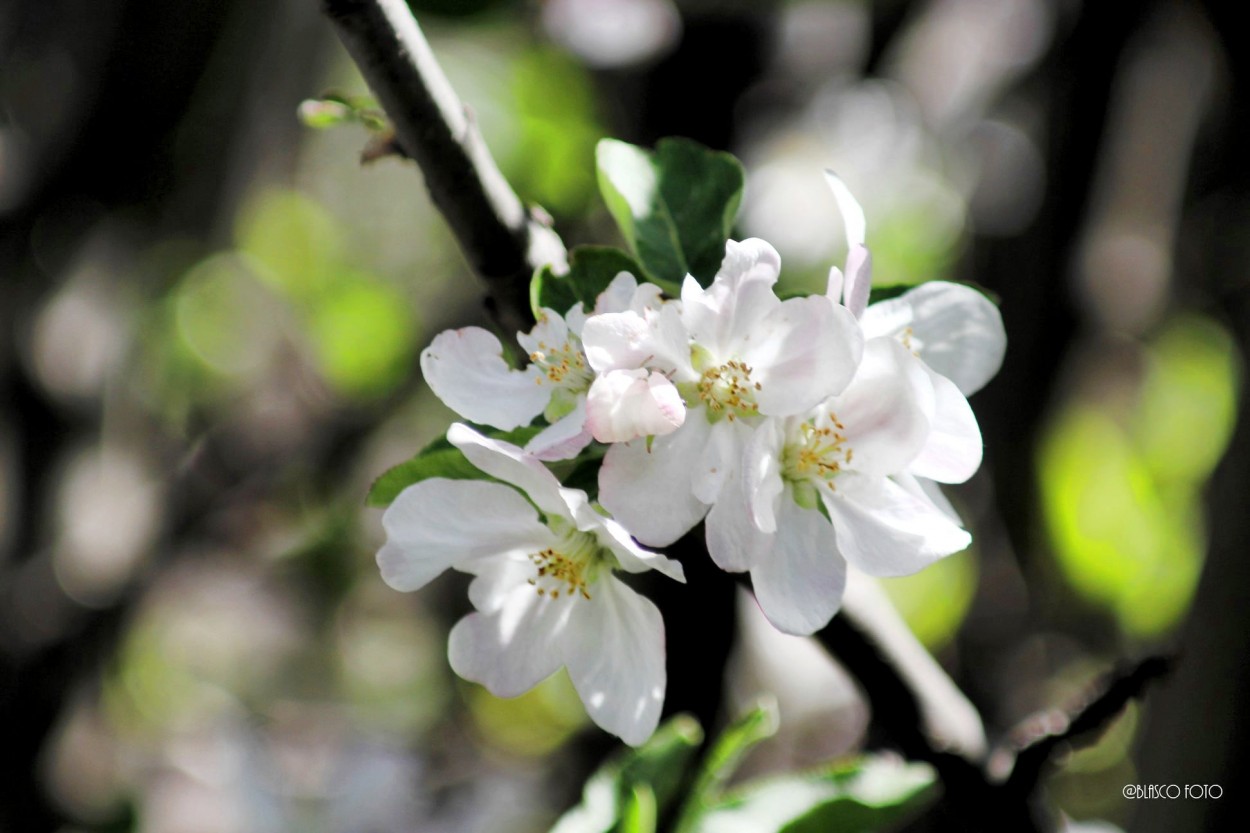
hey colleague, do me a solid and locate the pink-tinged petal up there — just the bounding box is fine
[447,423,568,518]
[526,399,594,461]
[843,244,872,319]
[744,296,864,415]
[861,281,1006,395]
[833,338,934,477]
[823,474,971,577]
[581,311,652,372]
[420,328,548,429]
[909,366,983,484]
[598,415,713,546]
[825,170,866,249]
[378,479,554,592]
[681,239,782,356]
[586,369,685,443]
[564,577,666,746]
[593,271,642,314]
[744,418,787,534]
[706,465,774,573]
[447,588,571,698]
[751,498,846,635]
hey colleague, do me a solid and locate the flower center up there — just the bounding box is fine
[694,360,761,421]
[900,326,922,356]
[781,417,852,492]
[526,530,602,600]
[529,338,593,391]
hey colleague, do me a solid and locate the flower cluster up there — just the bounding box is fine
[376,176,1005,745]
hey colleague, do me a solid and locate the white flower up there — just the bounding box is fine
[581,238,864,545]
[824,169,1006,399]
[711,337,976,635]
[701,175,1001,635]
[419,273,663,461]
[376,424,684,745]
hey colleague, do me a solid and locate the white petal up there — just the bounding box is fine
[420,328,547,429]
[564,577,667,746]
[525,399,595,461]
[464,554,539,613]
[447,423,568,518]
[706,464,774,573]
[598,415,713,546]
[861,281,1006,395]
[517,307,572,358]
[593,271,642,314]
[744,418,786,535]
[842,244,872,319]
[824,474,971,577]
[377,479,553,591]
[447,588,571,697]
[908,366,983,484]
[833,338,933,477]
[692,417,750,504]
[592,515,687,582]
[581,310,652,372]
[825,265,844,306]
[751,498,846,635]
[648,302,699,380]
[744,295,863,415]
[564,303,589,337]
[585,369,685,443]
[681,239,782,357]
[825,170,866,248]
[893,471,963,525]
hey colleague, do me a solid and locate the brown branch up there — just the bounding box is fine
[320,0,566,333]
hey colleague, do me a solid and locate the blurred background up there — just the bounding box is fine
[2,0,1248,830]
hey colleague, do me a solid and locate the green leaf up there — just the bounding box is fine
[366,425,543,507]
[531,246,653,320]
[596,137,744,287]
[686,756,937,833]
[549,714,704,833]
[621,785,657,833]
[673,699,778,832]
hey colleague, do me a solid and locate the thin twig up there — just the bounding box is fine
[320,0,566,333]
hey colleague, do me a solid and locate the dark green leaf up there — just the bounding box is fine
[596,137,744,287]
[531,246,652,320]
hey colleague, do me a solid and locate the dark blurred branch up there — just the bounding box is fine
[762,575,1166,832]
[320,0,566,332]
[1005,655,1172,796]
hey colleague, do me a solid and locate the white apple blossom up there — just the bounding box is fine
[701,175,1002,635]
[376,424,685,746]
[419,273,666,461]
[710,337,976,635]
[581,238,864,546]
[825,171,1006,520]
